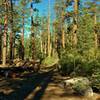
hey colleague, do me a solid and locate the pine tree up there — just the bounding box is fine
[72,0,79,47]
[85,0,100,48]
[0,24,2,62]
[54,0,67,57]
[30,0,41,59]
[2,0,8,65]
[9,0,14,62]
[20,0,26,60]
[47,0,51,57]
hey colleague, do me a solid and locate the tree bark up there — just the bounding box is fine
[0,25,2,62]
[30,2,35,59]
[44,42,47,55]
[40,34,43,53]
[62,27,65,48]
[72,0,79,47]
[21,10,25,60]
[61,5,65,49]
[10,0,14,62]
[2,0,8,65]
[47,0,51,57]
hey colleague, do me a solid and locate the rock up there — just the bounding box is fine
[84,87,93,98]
[64,77,90,85]
[63,77,93,97]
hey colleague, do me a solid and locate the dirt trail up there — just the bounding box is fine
[41,83,100,100]
[0,70,100,100]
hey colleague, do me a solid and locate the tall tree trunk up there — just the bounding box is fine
[31,31,35,59]
[53,22,58,56]
[44,41,47,55]
[10,0,14,62]
[62,27,65,48]
[40,34,43,54]
[53,28,57,53]
[21,10,24,60]
[0,25,2,62]
[2,0,8,65]
[47,0,51,57]
[54,33,57,50]
[61,4,65,49]
[30,2,35,59]
[72,0,79,47]
[40,40,43,53]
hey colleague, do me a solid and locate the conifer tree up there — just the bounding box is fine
[2,0,8,65]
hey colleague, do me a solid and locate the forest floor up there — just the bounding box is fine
[0,68,100,100]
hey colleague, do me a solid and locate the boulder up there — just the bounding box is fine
[63,77,93,97]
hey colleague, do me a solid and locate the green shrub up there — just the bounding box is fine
[91,68,100,92]
[75,50,100,76]
[60,49,80,75]
[59,49,100,77]
[42,53,59,68]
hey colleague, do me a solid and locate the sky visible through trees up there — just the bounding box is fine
[19,0,100,36]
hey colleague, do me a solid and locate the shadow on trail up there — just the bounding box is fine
[0,68,54,100]
[32,73,52,100]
